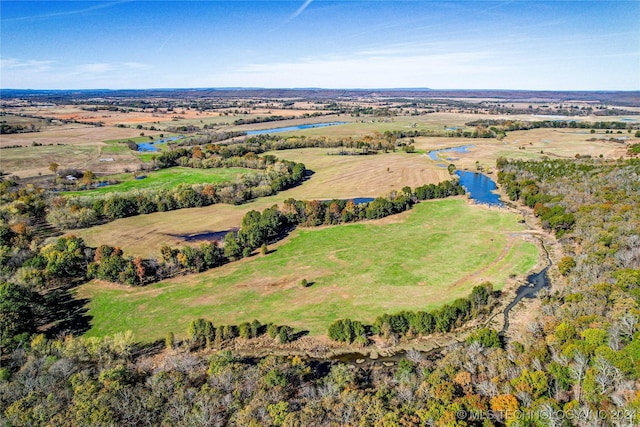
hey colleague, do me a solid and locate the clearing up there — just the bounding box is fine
[77,198,539,341]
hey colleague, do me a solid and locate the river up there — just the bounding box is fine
[246,122,347,135]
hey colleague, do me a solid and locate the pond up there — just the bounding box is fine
[137,136,181,152]
[246,122,347,135]
[455,170,503,207]
[427,144,474,161]
[319,197,374,205]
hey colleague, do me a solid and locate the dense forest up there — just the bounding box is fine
[2,155,638,425]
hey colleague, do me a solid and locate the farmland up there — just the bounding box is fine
[3,89,640,426]
[2,89,639,343]
[70,147,451,256]
[77,198,539,340]
[67,132,624,257]
[2,0,640,421]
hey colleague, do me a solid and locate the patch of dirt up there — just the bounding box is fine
[448,235,515,289]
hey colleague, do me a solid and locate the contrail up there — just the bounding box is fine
[2,1,132,23]
[286,0,314,23]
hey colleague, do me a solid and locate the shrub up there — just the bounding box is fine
[558,256,576,276]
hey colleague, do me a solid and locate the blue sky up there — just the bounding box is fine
[1,1,639,90]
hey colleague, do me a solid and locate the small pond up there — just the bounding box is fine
[246,122,346,135]
[137,136,181,152]
[455,170,503,207]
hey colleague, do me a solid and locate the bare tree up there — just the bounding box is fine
[569,352,588,402]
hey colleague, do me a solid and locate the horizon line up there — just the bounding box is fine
[2,87,639,93]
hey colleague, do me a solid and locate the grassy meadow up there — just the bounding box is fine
[77,198,539,341]
[64,167,253,197]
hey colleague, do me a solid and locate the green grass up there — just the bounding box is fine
[266,115,473,138]
[99,144,131,155]
[77,199,539,341]
[64,167,254,197]
[133,152,157,162]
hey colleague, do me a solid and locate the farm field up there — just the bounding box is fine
[3,107,633,178]
[0,125,162,177]
[3,0,640,420]
[77,198,539,341]
[409,128,628,172]
[63,166,253,197]
[70,148,452,256]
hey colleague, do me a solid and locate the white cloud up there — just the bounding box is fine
[2,1,132,23]
[77,63,114,74]
[0,58,55,72]
[213,49,509,88]
[0,58,151,89]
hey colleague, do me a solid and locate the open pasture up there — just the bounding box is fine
[0,123,159,148]
[411,128,630,172]
[0,141,142,178]
[262,148,451,199]
[77,198,539,341]
[263,113,474,138]
[0,113,53,132]
[63,166,253,197]
[5,105,220,127]
[71,147,451,256]
[3,104,327,131]
[0,122,164,177]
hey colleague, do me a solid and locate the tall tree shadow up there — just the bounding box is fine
[39,286,92,338]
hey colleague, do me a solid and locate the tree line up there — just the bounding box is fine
[186,317,298,348]
[328,283,494,344]
[466,119,638,131]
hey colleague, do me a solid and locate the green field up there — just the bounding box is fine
[78,198,539,341]
[65,167,253,197]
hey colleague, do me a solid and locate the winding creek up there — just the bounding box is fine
[428,144,474,161]
[500,238,551,335]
